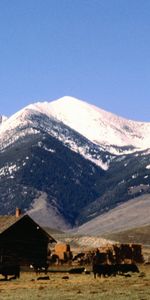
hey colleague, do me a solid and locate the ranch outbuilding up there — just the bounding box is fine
[0,208,56,266]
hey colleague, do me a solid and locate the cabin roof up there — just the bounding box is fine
[0,214,56,243]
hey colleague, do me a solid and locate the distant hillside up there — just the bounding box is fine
[44,227,64,235]
[75,194,150,235]
[102,225,150,246]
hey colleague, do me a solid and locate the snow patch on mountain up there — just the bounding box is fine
[0,125,39,151]
[38,141,56,153]
[0,163,21,178]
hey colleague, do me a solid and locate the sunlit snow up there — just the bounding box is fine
[1,96,150,170]
[45,96,150,151]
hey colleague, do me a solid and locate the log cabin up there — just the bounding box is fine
[0,208,56,267]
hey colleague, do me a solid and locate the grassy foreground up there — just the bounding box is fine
[0,264,150,300]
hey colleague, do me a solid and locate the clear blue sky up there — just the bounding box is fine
[0,0,150,121]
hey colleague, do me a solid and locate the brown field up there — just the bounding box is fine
[0,263,150,300]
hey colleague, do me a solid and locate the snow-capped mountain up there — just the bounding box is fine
[0,105,111,170]
[1,96,150,156]
[28,96,150,153]
[0,96,150,230]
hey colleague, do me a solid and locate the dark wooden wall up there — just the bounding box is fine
[0,216,49,266]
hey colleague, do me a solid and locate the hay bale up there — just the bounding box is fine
[54,243,72,262]
[55,243,70,253]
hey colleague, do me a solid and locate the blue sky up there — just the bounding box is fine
[0,0,150,121]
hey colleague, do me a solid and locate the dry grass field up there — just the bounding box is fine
[102,225,150,246]
[0,263,150,300]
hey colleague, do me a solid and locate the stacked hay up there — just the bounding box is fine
[113,244,133,264]
[120,244,133,262]
[54,243,73,262]
[131,244,144,263]
[113,243,144,264]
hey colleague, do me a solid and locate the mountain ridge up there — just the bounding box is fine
[1,96,150,154]
[0,96,150,231]
[29,96,150,152]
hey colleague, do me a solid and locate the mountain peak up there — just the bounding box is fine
[51,96,99,109]
[50,95,103,112]
[1,96,150,153]
[47,96,150,151]
[53,95,81,103]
